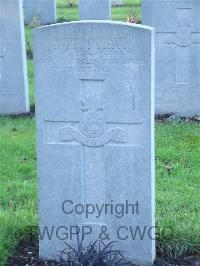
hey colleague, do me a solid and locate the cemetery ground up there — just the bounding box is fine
[1,117,200,265]
[0,0,200,265]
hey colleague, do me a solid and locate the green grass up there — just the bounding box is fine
[0,117,37,265]
[1,0,200,264]
[0,119,199,265]
[27,60,34,110]
[57,0,141,22]
[156,123,200,256]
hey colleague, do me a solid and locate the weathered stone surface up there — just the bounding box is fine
[0,0,29,114]
[79,0,111,20]
[33,21,155,265]
[142,0,200,117]
[23,0,56,25]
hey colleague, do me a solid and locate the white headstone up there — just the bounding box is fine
[142,0,200,117]
[33,21,155,265]
[79,0,111,20]
[0,0,29,115]
[112,0,123,6]
[23,0,56,25]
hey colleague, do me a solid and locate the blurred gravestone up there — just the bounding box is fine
[0,0,29,114]
[79,0,111,20]
[112,0,123,6]
[23,0,56,25]
[33,21,155,265]
[142,0,200,116]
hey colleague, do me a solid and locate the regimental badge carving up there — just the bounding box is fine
[176,9,192,47]
[80,110,105,138]
[163,8,194,48]
[176,27,191,47]
[59,79,128,147]
[59,126,127,147]
[158,7,200,85]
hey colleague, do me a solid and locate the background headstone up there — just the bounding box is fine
[34,21,155,265]
[112,0,123,6]
[0,0,29,115]
[79,0,111,20]
[23,0,56,25]
[142,0,200,117]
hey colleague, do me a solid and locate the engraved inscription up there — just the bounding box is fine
[156,86,200,105]
[39,36,145,73]
[0,81,16,97]
[0,52,16,97]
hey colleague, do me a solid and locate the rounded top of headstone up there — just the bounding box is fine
[33,20,154,33]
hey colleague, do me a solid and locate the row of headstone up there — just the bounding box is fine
[23,0,121,24]
[2,0,198,116]
[33,1,199,265]
[0,0,118,115]
[78,0,200,117]
[2,0,199,265]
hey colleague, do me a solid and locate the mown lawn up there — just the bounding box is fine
[0,0,200,265]
[0,118,199,264]
[0,117,37,265]
[57,0,141,22]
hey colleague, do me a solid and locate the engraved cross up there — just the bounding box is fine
[158,8,200,84]
[45,79,142,228]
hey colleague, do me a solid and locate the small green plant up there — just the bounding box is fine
[57,17,70,23]
[30,12,41,27]
[26,40,33,60]
[65,0,76,7]
[127,10,138,24]
[58,233,136,265]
